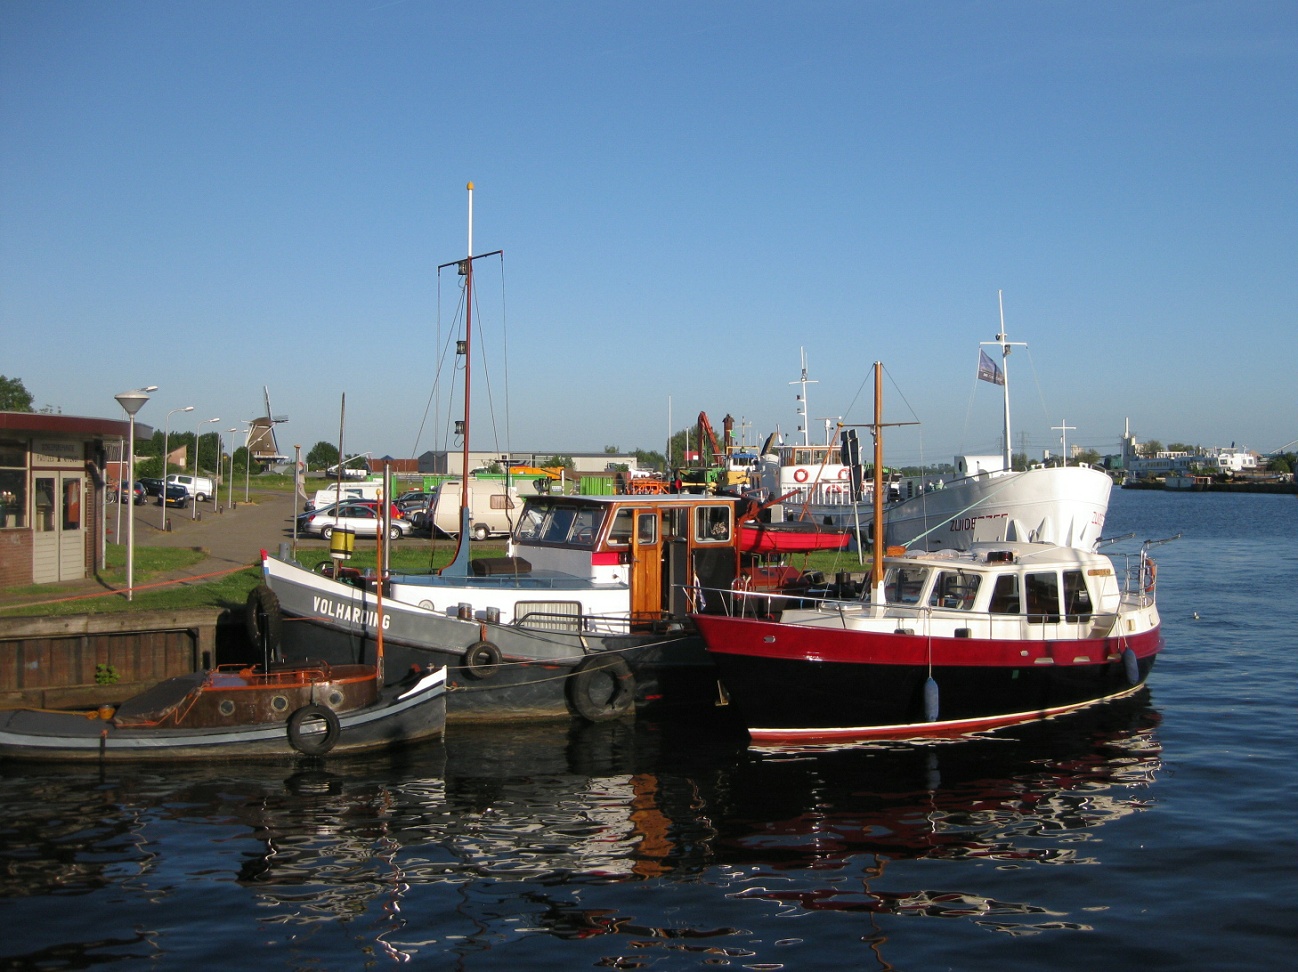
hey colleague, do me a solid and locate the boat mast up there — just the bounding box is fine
[790,347,817,448]
[438,182,502,578]
[981,291,1026,472]
[871,361,885,601]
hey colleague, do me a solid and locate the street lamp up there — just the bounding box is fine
[226,428,238,511]
[243,424,252,502]
[194,417,220,519]
[115,385,157,601]
[161,405,194,529]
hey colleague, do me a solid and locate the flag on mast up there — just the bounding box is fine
[977,349,1005,385]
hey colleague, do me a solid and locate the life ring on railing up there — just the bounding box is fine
[838,468,850,479]
[287,704,340,755]
[245,584,283,653]
[1144,559,1158,593]
[793,468,809,483]
[566,654,635,722]
[827,485,842,495]
[462,640,502,680]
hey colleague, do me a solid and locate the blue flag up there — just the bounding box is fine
[977,349,1004,385]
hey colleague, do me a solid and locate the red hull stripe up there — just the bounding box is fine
[694,615,1162,666]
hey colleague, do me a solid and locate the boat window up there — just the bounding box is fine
[1025,571,1061,623]
[517,503,607,547]
[695,505,731,543]
[608,508,634,546]
[884,565,929,605]
[928,570,981,610]
[988,574,1021,614]
[514,504,547,541]
[636,512,658,545]
[1062,570,1093,619]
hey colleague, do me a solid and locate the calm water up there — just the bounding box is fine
[2,490,1296,970]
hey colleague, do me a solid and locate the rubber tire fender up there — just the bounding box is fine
[566,654,635,722]
[287,703,341,755]
[463,640,502,680]
[245,584,283,653]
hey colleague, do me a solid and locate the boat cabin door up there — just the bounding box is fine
[629,509,662,625]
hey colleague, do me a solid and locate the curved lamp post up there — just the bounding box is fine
[114,385,157,601]
[161,405,194,529]
[193,417,220,519]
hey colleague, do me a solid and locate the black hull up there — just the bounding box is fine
[712,652,1157,741]
[277,614,720,723]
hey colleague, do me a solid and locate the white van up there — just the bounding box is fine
[167,473,216,502]
[309,481,386,511]
[432,479,520,540]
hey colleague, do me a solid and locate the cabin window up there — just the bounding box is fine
[928,570,981,610]
[1025,571,1061,623]
[1062,570,1093,619]
[884,565,928,605]
[608,508,634,546]
[636,512,658,545]
[988,575,1021,614]
[694,505,731,543]
[516,503,606,547]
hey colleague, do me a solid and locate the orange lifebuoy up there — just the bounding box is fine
[827,485,842,494]
[1144,559,1158,592]
[793,468,809,483]
[838,468,849,480]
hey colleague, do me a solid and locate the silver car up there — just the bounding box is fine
[300,501,413,541]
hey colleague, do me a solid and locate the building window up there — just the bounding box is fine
[0,443,26,529]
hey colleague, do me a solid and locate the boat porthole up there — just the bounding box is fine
[327,690,344,707]
[272,695,290,712]
[419,600,435,611]
[218,699,235,717]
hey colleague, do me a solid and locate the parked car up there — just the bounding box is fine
[139,477,166,498]
[299,501,412,541]
[396,490,434,512]
[111,481,147,505]
[158,483,190,508]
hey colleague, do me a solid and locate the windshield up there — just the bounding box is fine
[514,501,607,548]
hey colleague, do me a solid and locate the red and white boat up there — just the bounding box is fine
[694,362,1169,746]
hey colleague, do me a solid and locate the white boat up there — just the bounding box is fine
[695,362,1169,746]
[763,311,1112,552]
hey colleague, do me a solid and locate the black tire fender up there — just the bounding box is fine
[287,704,341,755]
[566,654,635,722]
[463,640,502,680]
[245,584,283,653]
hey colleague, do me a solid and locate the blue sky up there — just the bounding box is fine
[3,1,1295,468]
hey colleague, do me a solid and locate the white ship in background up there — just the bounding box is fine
[762,309,1112,552]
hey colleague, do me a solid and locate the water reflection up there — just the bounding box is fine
[0,696,1162,967]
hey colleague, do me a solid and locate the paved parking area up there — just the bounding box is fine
[106,489,313,579]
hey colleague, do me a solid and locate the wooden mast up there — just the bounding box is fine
[439,182,502,578]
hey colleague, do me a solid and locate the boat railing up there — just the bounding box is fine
[711,584,1124,640]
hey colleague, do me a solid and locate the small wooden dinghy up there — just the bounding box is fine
[0,661,446,761]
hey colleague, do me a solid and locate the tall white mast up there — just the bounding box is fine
[790,347,818,448]
[982,291,1026,472]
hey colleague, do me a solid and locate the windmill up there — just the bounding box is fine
[245,387,289,469]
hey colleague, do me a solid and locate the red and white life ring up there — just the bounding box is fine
[793,468,809,483]
[838,468,850,480]
[827,485,842,494]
